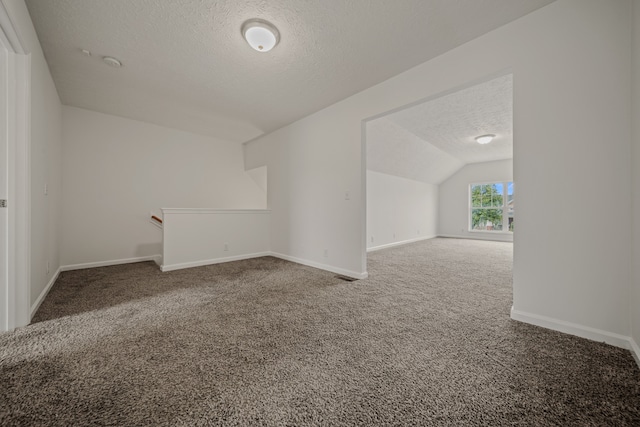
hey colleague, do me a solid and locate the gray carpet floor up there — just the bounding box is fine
[1,238,639,426]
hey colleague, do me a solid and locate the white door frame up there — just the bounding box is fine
[0,1,31,331]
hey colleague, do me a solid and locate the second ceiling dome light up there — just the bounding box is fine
[475,134,495,145]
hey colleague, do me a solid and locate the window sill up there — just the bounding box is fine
[468,230,513,234]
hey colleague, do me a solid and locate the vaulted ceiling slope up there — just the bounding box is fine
[367,118,465,185]
[25,0,553,142]
[367,74,513,185]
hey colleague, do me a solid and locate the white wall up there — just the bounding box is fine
[161,209,270,271]
[245,0,633,343]
[367,171,438,250]
[438,159,513,242]
[631,0,640,357]
[61,106,266,267]
[244,114,364,277]
[5,0,63,308]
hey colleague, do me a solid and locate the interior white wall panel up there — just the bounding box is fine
[61,106,266,266]
[244,0,633,340]
[366,171,438,250]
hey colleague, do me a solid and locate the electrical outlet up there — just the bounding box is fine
[417,229,420,235]
[371,236,374,243]
[224,243,229,251]
[345,191,350,200]
[44,183,48,196]
[393,233,396,239]
[323,249,328,258]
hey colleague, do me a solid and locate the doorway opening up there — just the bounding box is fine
[362,71,514,282]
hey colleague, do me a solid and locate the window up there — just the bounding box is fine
[470,182,514,232]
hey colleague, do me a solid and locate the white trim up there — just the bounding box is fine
[367,235,436,252]
[0,4,30,331]
[468,179,514,186]
[161,252,271,272]
[630,338,640,370]
[468,230,513,235]
[161,208,271,215]
[360,119,368,276]
[269,252,368,280]
[59,251,367,281]
[0,43,7,332]
[11,52,30,328]
[30,267,60,318]
[161,250,368,279]
[510,307,631,349]
[438,233,513,242]
[0,2,26,54]
[61,255,161,272]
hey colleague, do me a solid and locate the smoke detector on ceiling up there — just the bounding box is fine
[102,56,122,68]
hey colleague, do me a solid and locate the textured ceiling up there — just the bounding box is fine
[25,0,552,142]
[367,118,464,185]
[367,74,512,184]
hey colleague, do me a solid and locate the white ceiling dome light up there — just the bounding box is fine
[475,134,495,145]
[102,56,122,68]
[242,19,280,52]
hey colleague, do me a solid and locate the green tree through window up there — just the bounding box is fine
[470,182,513,232]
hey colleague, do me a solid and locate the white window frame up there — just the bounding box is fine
[468,181,513,234]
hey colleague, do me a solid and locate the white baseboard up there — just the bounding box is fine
[510,307,631,349]
[630,338,640,369]
[161,252,271,272]
[61,255,161,272]
[438,233,513,242]
[57,252,367,281]
[269,252,368,280]
[31,267,61,318]
[367,235,436,252]
[162,251,367,280]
